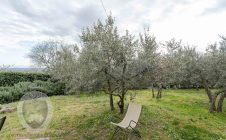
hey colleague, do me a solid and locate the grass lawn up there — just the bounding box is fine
[0,89,226,140]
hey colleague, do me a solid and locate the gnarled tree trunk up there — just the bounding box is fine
[156,84,162,99]
[209,94,217,113]
[118,95,124,114]
[201,75,212,103]
[109,94,114,111]
[217,92,226,112]
[208,90,225,113]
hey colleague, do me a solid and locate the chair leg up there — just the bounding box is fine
[0,116,6,131]
[111,127,121,140]
[135,131,142,139]
[131,128,142,139]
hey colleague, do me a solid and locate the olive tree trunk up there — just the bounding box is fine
[109,94,115,111]
[217,92,226,112]
[105,69,115,111]
[209,95,217,113]
[156,84,162,99]
[118,95,125,114]
[152,88,155,98]
[201,76,212,103]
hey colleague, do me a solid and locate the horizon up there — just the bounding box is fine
[0,0,226,67]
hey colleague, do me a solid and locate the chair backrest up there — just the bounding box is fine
[121,103,142,128]
[0,116,6,131]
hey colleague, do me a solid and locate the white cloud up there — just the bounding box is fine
[0,0,225,67]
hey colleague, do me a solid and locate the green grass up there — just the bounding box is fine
[0,89,226,140]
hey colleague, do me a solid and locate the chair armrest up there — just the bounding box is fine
[127,120,138,128]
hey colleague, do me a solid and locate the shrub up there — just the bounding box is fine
[0,80,66,104]
[0,72,50,86]
[10,82,32,101]
[32,80,66,95]
[0,91,13,103]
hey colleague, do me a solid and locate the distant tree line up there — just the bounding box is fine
[29,16,226,113]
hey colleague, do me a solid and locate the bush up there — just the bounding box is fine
[0,80,66,104]
[0,91,13,103]
[0,72,50,86]
[32,80,66,96]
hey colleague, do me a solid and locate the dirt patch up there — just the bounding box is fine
[0,107,17,114]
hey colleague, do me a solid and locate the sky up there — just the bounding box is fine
[0,0,226,67]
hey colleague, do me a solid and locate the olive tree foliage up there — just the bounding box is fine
[161,39,201,89]
[28,16,158,113]
[28,40,79,91]
[79,16,158,113]
[164,39,185,88]
[193,36,226,113]
[136,30,161,98]
[138,38,195,99]
[51,44,80,91]
[29,40,61,69]
[165,36,226,113]
[79,16,121,110]
[28,16,226,113]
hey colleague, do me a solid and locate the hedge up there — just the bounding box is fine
[0,80,66,104]
[0,72,51,86]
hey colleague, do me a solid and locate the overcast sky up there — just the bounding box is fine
[0,0,226,67]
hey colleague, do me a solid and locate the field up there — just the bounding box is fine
[0,89,226,140]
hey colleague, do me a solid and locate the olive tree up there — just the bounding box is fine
[80,17,159,113]
[195,36,226,112]
[79,18,136,113]
[29,40,61,70]
[137,30,161,98]
[31,16,226,114]
[79,16,121,111]
[168,36,226,113]
[28,40,79,91]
